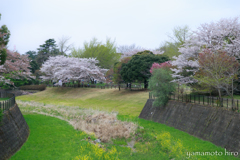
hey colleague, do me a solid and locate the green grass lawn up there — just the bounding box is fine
[17,87,149,117]
[10,114,85,160]
[0,97,10,101]
[13,87,239,160]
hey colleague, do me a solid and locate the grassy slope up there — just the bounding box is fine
[11,114,83,160]
[15,87,239,159]
[17,87,149,117]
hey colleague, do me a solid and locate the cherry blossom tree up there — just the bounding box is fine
[150,61,171,74]
[2,50,31,74]
[0,14,33,87]
[40,56,107,83]
[171,17,240,84]
[118,44,164,59]
[0,50,33,87]
[120,48,164,59]
[194,50,239,99]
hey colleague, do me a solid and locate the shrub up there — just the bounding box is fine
[19,84,46,91]
[148,68,176,107]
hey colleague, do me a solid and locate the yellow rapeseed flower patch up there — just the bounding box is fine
[156,131,191,159]
[73,140,119,160]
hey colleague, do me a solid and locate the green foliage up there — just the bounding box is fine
[191,83,215,95]
[29,60,39,74]
[180,66,196,78]
[159,25,191,59]
[36,39,61,67]
[120,51,170,88]
[148,68,176,107]
[0,48,7,65]
[12,78,28,87]
[0,14,10,65]
[113,57,132,84]
[136,50,154,55]
[0,25,10,47]
[113,62,122,84]
[0,72,39,89]
[194,51,239,99]
[70,37,121,69]
[25,51,37,60]
[0,73,29,89]
[160,42,181,60]
[168,25,191,45]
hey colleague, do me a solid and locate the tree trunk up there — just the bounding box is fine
[217,88,221,99]
[144,79,148,89]
[178,83,179,95]
[217,88,222,107]
[230,80,236,110]
[91,79,94,84]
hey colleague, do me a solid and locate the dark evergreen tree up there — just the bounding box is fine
[120,50,170,89]
[29,60,40,74]
[0,14,10,65]
[25,50,37,60]
[25,51,39,74]
[36,39,61,67]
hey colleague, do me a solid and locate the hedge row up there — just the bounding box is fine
[19,84,47,91]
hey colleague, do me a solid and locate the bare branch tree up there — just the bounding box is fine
[58,36,73,55]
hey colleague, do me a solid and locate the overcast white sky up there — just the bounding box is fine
[1,0,240,54]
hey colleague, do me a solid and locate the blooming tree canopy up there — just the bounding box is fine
[40,55,107,82]
[150,61,171,74]
[0,50,33,86]
[194,49,239,98]
[121,48,164,59]
[118,44,164,59]
[2,50,31,74]
[171,17,240,84]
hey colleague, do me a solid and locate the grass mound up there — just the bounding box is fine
[74,113,137,142]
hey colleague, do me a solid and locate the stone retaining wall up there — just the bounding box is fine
[139,99,240,153]
[0,104,29,160]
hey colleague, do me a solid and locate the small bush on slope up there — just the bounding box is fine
[148,68,176,107]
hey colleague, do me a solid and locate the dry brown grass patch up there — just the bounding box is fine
[17,100,138,142]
